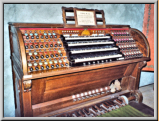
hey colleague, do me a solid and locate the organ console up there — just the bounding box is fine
[8,7,153,117]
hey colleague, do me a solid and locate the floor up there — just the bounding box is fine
[3,84,154,117]
[139,84,154,109]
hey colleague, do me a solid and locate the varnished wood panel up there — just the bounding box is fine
[45,65,127,91]
[131,61,147,90]
[44,77,119,102]
[120,76,135,91]
[31,65,127,104]
[31,79,45,105]
[23,91,33,117]
[128,76,136,90]
[124,63,137,76]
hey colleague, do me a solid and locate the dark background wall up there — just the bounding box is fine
[4,4,154,117]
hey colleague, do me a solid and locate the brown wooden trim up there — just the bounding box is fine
[101,10,106,27]
[62,6,74,12]
[134,90,143,103]
[65,16,75,20]
[62,7,67,27]
[124,63,137,76]
[16,28,28,75]
[130,28,150,58]
[19,78,24,116]
[22,82,33,117]
[135,61,147,89]
[96,18,104,22]
[131,61,147,90]
[128,76,136,90]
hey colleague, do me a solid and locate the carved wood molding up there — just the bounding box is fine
[138,61,147,69]
[16,27,28,75]
[131,61,147,90]
[23,80,32,92]
[130,28,150,58]
[121,76,136,91]
[134,90,143,103]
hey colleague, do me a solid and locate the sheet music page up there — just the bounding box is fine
[76,10,96,26]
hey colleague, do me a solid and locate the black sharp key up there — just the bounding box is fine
[117,98,126,106]
[113,99,123,107]
[72,112,80,117]
[78,110,85,117]
[94,105,102,111]
[108,100,119,109]
[75,111,82,117]
[103,102,112,111]
[88,107,99,116]
[105,101,115,110]
[64,113,69,117]
[82,109,89,117]
[83,108,95,117]
[94,105,105,114]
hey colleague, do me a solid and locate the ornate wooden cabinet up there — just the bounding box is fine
[8,7,151,117]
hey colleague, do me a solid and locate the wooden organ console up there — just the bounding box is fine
[8,7,152,117]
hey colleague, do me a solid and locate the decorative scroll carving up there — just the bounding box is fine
[23,80,32,92]
[133,90,143,103]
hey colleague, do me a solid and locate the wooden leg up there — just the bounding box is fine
[134,90,143,103]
